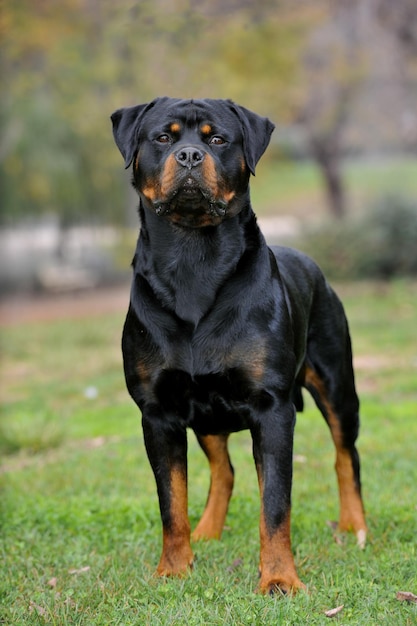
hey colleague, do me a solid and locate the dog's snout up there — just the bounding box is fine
[175,146,205,169]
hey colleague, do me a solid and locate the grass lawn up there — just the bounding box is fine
[1,281,417,625]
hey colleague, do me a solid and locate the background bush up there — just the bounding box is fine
[299,194,417,280]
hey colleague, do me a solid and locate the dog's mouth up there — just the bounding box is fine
[152,176,228,223]
[181,176,201,194]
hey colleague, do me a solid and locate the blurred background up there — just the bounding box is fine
[1,0,417,296]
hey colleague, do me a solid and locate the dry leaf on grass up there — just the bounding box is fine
[396,591,417,603]
[29,601,47,617]
[326,520,345,546]
[325,604,344,617]
[47,577,57,588]
[227,558,243,572]
[69,566,90,575]
[326,520,339,531]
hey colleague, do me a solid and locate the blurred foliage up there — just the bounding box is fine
[1,0,416,226]
[299,193,417,279]
[0,0,322,225]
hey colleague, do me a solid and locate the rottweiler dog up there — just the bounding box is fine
[111,97,367,594]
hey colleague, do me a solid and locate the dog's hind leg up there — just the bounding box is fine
[192,433,234,540]
[303,361,367,548]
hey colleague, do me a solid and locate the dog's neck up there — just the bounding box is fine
[134,202,262,326]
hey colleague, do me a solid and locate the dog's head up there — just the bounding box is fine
[111,97,274,228]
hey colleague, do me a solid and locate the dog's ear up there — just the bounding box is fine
[111,101,156,168]
[228,102,275,175]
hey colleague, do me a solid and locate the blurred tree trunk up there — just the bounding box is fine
[298,1,363,218]
[309,136,346,218]
[377,0,417,55]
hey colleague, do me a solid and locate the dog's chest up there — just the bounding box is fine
[153,366,273,434]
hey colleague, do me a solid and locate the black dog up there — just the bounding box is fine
[111,97,366,594]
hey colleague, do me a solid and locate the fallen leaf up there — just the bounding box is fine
[325,604,344,617]
[47,577,57,588]
[326,521,345,545]
[29,601,47,617]
[396,591,417,604]
[227,558,243,572]
[69,566,90,575]
[326,520,338,531]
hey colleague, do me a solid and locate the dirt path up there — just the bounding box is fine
[0,284,130,327]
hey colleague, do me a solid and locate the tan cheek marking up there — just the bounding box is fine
[201,154,219,196]
[160,153,178,198]
[223,190,236,203]
[171,212,223,228]
[143,154,178,202]
[141,183,159,202]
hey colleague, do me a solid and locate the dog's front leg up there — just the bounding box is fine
[142,413,193,576]
[251,403,305,595]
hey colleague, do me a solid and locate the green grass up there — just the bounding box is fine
[1,282,417,624]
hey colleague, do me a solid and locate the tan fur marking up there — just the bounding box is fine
[201,154,219,196]
[136,360,151,390]
[226,338,266,382]
[157,466,193,576]
[160,153,178,198]
[169,212,223,228]
[201,123,212,135]
[250,346,266,382]
[142,184,158,202]
[192,434,234,540]
[223,190,236,203]
[170,122,181,133]
[304,367,367,536]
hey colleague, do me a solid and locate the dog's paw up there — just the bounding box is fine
[257,576,306,596]
[156,549,194,577]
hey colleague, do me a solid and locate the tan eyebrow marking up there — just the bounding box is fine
[201,124,212,135]
[170,122,181,133]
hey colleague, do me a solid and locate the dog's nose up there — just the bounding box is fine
[175,146,205,169]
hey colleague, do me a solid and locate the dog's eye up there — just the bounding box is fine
[209,136,226,145]
[156,134,171,144]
